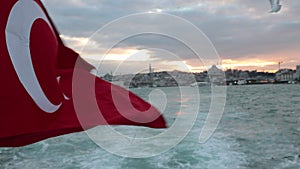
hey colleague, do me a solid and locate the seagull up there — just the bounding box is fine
[269,0,282,13]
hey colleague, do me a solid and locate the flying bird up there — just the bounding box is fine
[269,0,282,13]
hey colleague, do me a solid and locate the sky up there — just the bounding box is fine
[41,0,300,74]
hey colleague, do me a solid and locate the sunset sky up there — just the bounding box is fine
[42,0,300,74]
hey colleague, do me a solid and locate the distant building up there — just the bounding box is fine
[275,69,294,82]
[225,69,234,80]
[129,73,153,88]
[207,65,225,85]
[102,73,113,82]
[239,71,249,79]
[296,65,300,81]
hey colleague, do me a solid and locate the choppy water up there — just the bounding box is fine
[1,84,300,169]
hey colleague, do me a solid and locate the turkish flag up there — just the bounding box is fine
[0,0,166,147]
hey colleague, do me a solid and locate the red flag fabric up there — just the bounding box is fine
[0,0,166,147]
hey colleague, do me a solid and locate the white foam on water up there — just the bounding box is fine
[104,125,248,169]
[3,85,300,168]
[0,123,248,169]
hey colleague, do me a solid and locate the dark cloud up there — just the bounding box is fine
[41,0,300,71]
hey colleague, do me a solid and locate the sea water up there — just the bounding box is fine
[1,84,300,169]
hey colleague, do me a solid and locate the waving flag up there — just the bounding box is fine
[0,0,166,147]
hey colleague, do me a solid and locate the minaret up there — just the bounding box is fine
[278,61,283,70]
[149,63,152,74]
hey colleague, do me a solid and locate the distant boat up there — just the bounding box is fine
[237,80,247,85]
[190,82,209,87]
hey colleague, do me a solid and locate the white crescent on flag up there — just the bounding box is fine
[5,0,62,113]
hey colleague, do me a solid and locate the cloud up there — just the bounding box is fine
[42,0,300,72]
